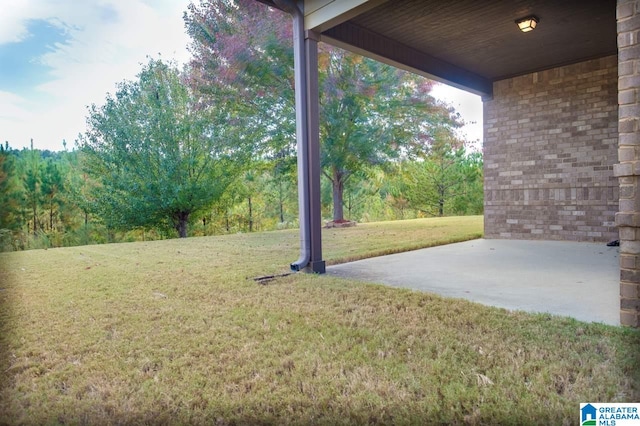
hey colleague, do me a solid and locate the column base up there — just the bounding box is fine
[305,260,326,274]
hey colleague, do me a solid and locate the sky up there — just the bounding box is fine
[0,0,482,152]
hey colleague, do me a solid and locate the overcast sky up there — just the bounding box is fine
[0,0,482,152]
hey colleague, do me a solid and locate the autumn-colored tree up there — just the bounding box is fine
[185,0,462,222]
[185,0,295,159]
[318,49,460,221]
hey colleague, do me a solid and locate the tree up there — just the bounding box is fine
[185,0,295,160]
[80,59,244,238]
[60,150,102,246]
[449,151,483,216]
[265,150,297,224]
[239,169,260,232]
[0,144,22,249]
[318,49,460,221]
[404,132,483,217]
[21,142,42,236]
[41,159,63,231]
[185,0,462,223]
[379,163,414,220]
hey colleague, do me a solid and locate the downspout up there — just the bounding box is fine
[274,0,311,271]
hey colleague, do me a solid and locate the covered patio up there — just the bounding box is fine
[256,0,640,326]
[328,239,620,325]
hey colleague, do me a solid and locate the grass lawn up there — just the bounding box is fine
[1,215,638,425]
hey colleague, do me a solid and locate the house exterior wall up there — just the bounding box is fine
[483,55,619,242]
[616,0,640,327]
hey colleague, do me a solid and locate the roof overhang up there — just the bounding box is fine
[260,0,617,98]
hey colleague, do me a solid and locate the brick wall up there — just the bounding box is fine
[616,0,640,327]
[484,55,619,242]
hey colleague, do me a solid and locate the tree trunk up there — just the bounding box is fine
[32,205,37,236]
[49,198,54,231]
[278,180,284,223]
[332,168,345,222]
[175,211,189,238]
[84,211,89,245]
[248,196,253,232]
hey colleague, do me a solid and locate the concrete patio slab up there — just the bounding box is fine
[327,239,620,325]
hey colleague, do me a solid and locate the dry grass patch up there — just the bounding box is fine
[0,216,638,425]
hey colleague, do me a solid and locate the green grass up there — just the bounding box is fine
[0,216,638,425]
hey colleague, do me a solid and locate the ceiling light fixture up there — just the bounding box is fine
[515,15,539,32]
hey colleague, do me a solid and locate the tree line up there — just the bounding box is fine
[0,0,483,251]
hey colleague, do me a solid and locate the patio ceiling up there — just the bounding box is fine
[259,0,617,97]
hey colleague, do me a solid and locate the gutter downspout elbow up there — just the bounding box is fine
[275,0,311,271]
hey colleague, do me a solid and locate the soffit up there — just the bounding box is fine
[258,0,617,96]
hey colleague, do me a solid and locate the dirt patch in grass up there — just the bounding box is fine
[1,216,638,424]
